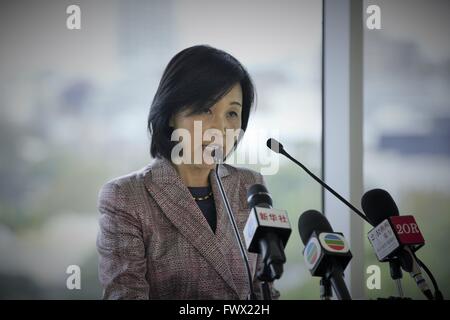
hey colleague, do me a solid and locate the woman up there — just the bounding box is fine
[96,45,280,299]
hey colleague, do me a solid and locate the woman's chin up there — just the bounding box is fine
[192,161,216,170]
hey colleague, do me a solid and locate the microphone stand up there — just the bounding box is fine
[214,163,257,300]
[389,259,405,298]
[256,257,284,300]
[267,139,369,223]
[261,281,272,300]
[327,266,352,300]
[320,278,332,300]
[256,262,274,300]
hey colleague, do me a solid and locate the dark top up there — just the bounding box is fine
[187,185,217,233]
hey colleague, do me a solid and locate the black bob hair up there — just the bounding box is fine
[147,45,255,160]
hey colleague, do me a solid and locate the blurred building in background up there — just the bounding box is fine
[0,0,448,299]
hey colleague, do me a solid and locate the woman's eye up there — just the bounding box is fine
[228,111,239,118]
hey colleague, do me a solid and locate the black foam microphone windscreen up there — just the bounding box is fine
[298,210,333,245]
[361,189,399,226]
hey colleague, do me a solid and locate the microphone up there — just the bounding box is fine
[298,209,352,300]
[266,138,369,223]
[361,189,434,300]
[213,146,256,300]
[267,138,442,299]
[360,189,407,297]
[243,184,291,300]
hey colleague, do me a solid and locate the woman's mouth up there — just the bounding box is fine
[202,143,221,150]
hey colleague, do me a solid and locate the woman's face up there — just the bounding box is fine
[170,83,243,169]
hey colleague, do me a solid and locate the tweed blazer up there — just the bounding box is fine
[96,157,280,300]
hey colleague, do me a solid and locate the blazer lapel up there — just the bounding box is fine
[143,157,239,297]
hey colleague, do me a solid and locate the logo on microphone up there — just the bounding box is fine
[323,234,345,250]
[304,237,321,270]
[390,215,425,246]
[319,233,350,253]
[367,219,400,261]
